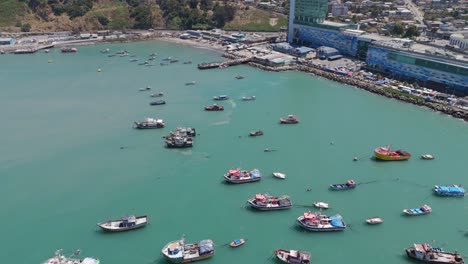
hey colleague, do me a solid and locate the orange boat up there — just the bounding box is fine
[374,146,411,161]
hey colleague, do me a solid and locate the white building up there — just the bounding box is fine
[450,33,468,50]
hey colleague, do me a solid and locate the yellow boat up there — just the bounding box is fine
[374,146,411,161]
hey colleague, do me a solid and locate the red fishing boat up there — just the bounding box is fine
[204,104,224,111]
[374,146,411,161]
[280,115,298,124]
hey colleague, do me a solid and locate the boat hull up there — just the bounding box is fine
[405,248,464,264]
[274,249,311,264]
[374,151,411,161]
[329,184,356,190]
[97,215,148,232]
[163,253,214,263]
[247,200,292,211]
[224,175,261,184]
[297,220,346,232]
[403,210,431,216]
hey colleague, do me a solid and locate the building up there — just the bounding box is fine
[331,4,349,17]
[0,38,16,45]
[271,42,313,57]
[316,46,340,59]
[450,33,468,50]
[366,41,468,93]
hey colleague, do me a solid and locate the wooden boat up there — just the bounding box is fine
[329,180,356,190]
[213,95,229,101]
[421,154,435,160]
[272,172,286,179]
[224,168,262,184]
[433,185,465,197]
[204,104,224,111]
[313,202,329,209]
[161,236,214,263]
[249,130,263,137]
[405,243,464,264]
[403,204,432,216]
[150,92,164,97]
[280,115,299,124]
[43,249,99,264]
[374,146,411,161]
[274,249,311,264]
[247,193,292,210]
[242,96,256,101]
[97,215,148,232]
[365,217,384,225]
[170,59,179,63]
[229,239,245,248]
[297,212,346,231]
[134,118,164,129]
[150,100,166,105]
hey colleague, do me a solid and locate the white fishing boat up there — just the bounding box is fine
[313,202,329,209]
[272,172,286,179]
[421,154,434,160]
[42,249,99,264]
[366,217,384,225]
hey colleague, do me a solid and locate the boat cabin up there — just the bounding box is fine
[346,180,355,185]
[288,250,310,263]
[119,215,137,228]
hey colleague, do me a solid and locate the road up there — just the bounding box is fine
[403,0,425,26]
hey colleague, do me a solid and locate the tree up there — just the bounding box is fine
[21,23,31,32]
[404,25,420,38]
[132,5,153,29]
[391,23,404,36]
[97,15,109,26]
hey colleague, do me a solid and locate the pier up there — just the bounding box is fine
[197,57,252,69]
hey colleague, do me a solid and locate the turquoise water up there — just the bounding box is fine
[1,41,467,263]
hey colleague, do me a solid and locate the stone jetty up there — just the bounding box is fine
[197,57,252,69]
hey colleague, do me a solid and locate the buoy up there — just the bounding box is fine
[97,68,102,72]
[353,157,358,161]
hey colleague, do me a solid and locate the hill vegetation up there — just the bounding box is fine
[0,0,286,32]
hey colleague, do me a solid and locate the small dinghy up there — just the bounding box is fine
[150,100,166,106]
[229,239,246,248]
[329,180,356,190]
[313,202,329,209]
[242,96,256,101]
[272,172,286,179]
[97,215,148,232]
[366,217,384,225]
[150,92,164,97]
[139,86,151,91]
[185,81,196,85]
[421,154,434,160]
[249,130,263,137]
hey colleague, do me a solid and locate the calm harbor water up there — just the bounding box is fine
[0,41,467,264]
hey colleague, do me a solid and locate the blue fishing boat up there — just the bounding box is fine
[329,180,356,190]
[150,100,166,106]
[403,204,432,216]
[224,168,262,184]
[433,185,465,197]
[297,211,346,232]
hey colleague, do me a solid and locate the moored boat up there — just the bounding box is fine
[249,130,263,137]
[42,249,99,264]
[365,217,384,225]
[272,172,286,179]
[274,249,311,264]
[229,239,245,248]
[403,204,432,216]
[166,136,193,148]
[134,118,165,129]
[405,243,463,264]
[242,96,256,101]
[297,211,346,231]
[183,60,192,64]
[161,236,214,263]
[247,193,292,210]
[433,185,465,197]
[150,100,166,105]
[150,92,164,97]
[213,95,229,101]
[280,115,299,124]
[140,86,151,91]
[313,202,329,209]
[329,180,356,190]
[185,81,196,85]
[61,47,78,53]
[204,104,224,111]
[421,154,435,160]
[170,59,179,63]
[374,146,411,161]
[97,215,148,232]
[224,168,262,184]
[235,75,245,79]
[100,48,110,53]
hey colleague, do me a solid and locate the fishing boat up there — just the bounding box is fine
[247,193,292,210]
[242,96,256,101]
[42,249,99,264]
[329,180,356,190]
[213,95,229,101]
[313,202,329,209]
[224,168,262,184]
[274,249,311,264]
[405,243,464,264]
[185,81,196,85]
[235,75,245,79]
[170,59,179,63]
[150,92,164,97]
[44,49,50,53]
[166,136,193,148]
[365,217,384,225]
[61,47,78,53]
[97,215,148,232]
[140,86,151,91]
[150,100,166,106]
[249,130,263,137]
[204,104,224,111]
[161,236,214,263]
[170,127,196,137]
[134,118,165,129]
[280,115,299,124]
[229,239,245,248]
[130,59,139,62]
[162,57,172,61]
[421,154,435,160]
[433,185,465,197]
[403,204,432,216]
[272,172,286,179]
[297,211,346,231]
[183,60,192,64]
[374,146,411,161]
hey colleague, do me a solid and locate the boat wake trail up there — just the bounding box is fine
[213,119,230,126]
[177,149,193,155]
[229,101,237,108]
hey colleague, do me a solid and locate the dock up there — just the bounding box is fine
[197,57,252,70]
